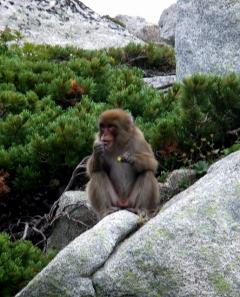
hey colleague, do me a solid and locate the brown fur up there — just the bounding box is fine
[87,109,159,219]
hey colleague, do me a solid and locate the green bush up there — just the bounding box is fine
[0,27,22,54]
[149,73,240,169]
[0,97,106,191]
[106,42,176,71]
[0,39,239,193]
[0,232,54,297]
[222,140,240,156]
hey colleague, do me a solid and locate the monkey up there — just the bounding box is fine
[86,108,160,219]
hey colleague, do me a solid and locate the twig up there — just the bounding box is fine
[63,156,89,192]
[126,55,148,65]
[3,156,90,250]
[48,156,89,222]
[227,127,240,135]
[32,226,47,245]
[22,222,29,240]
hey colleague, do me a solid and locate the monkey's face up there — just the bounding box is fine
[99,123,117,149]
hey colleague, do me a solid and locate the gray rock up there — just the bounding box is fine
[47,191,97,251]
[144,75,176,89]
[159,169,197,204]
[93,151,240,296]
[158,3,178,46]
[115,14,162,43]
[138,24,162,43]
[16,210,139,297]
[176,0,240,80]
[47,168,195,252]
[115,14,148,37]
[0,0,142,49]
[16,151,240,297]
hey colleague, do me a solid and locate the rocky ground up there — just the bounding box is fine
[0,0,142,49]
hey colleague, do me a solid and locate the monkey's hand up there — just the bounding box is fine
[120,152,135,165]
[93,141,105,157]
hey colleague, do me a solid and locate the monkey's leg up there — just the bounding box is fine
[86,172,120,219]
[128,171,160,215]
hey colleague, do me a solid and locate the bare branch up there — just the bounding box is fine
[22,223,29,240]
[227,127,240,135]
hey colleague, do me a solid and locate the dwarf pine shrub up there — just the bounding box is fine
[148,73,240,169]
[106,42,176,71]
[0,32,239,193]
[0,232,54,297]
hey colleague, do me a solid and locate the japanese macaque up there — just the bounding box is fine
[86,109,159,219]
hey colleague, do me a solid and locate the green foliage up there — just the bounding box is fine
[179,74,240,142]
[222,139,240,156]
[106,42,176,71]
[0,40,239,193]
[157,170,169,183]
[150,73,240,170]
[0,97,106,191]
[192,160,210,176]
[0,27,23,54]
[0,27,22,44]
[0,232,54,297]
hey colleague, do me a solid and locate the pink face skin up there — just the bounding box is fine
[99,123,117,149]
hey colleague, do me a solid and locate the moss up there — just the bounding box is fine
[182,205,196,217]
[151,266,179,296]
[121,271,144,295]
[200,245,219,267]
[204,201,218,217]
[155,228,175,240]
[40,278,69,297]
[122,266,177,296]
[208,272,231,295]
[236,182,240,192]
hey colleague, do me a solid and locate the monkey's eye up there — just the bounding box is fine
[108,124,117,132]
[100,123,116,130]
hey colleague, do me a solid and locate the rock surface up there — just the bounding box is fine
[0,0,142,49]
[176,0,240,80]
[47,191,97,251]
[16,211,139,297]
[94,151,240,296]
[16,151,240,296]
[159,169,197,203]
[158,3,178,46]
[47,169,195,251]
[115,15,148,37]
[138,24,162,43]
[115,14,162,43]
[144,75,176,89]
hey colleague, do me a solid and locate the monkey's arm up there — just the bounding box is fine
[122,130,158,173]
[133,152,158,173]
[86,141,106,176]
[120,151,158,173]
[126,152,158,173]
[86,154,104,176]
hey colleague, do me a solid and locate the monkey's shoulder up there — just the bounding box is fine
[130,133,153,154]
